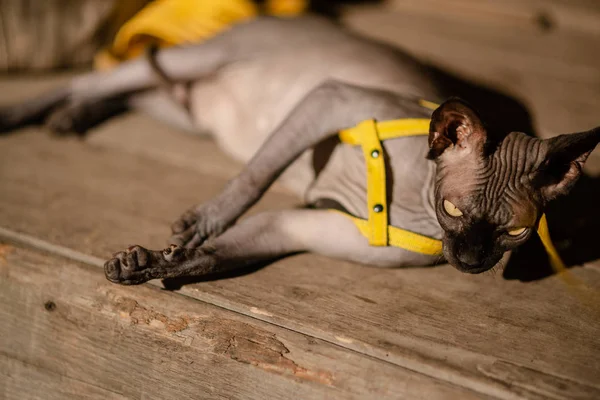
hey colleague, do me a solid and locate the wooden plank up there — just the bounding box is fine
[375,0,600,36]
[342,2,600,172]
[1,126,600,399]
[343,5,600,127]
[0,243,478,400]
[1,358,128,400]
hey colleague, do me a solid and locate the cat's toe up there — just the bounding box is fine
[162,244,186,262]
[104,254,124,283]
[104,245,189,285]
[104,245,153,284]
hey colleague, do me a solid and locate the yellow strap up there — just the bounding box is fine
[337,114,441,255]
[536,214,567,273]
[340,120,389,245]
[418,99,440,110]
[339,212,442,255]
[339,118,431,145]
[376,119,432,140]
[337,208,562,261]
[537,214,600,313]
[338,118,432,249]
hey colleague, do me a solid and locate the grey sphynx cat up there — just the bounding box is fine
[1,16,598,284]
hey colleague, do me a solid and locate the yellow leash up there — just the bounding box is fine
[537,214,567,273]
[335,102,566,273]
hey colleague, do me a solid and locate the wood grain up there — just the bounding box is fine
[0,244,478,400]
[342,0,600,172]
[1,125,599,399]
[373,0,600,36]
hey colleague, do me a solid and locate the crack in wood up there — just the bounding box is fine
[102,293,335,387]
[113,296,193,333]
[209,318,334,386]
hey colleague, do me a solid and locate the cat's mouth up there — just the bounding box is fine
[453,263,493,274]
[443,245,502,274]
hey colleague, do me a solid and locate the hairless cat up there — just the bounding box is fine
[1,16,598,284]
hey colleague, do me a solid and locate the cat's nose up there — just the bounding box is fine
[456,253,485,272]
[457,252,481,266]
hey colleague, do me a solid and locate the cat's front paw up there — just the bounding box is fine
[169,203,230,249]
[104,244,185,285]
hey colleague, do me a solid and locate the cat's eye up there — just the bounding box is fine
[507,227,527,237]
[443,200,463,217]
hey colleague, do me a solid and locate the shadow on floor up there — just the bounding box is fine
[161,256,291,291]
[504,175,600,281]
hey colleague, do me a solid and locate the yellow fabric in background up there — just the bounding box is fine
[94,0,308,70]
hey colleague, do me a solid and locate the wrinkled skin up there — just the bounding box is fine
[427,101,599,272]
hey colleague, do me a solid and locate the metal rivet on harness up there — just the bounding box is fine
[370,149,380,159]
[373,204,384,213]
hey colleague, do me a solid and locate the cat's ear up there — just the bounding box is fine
[427,98,488,160]
[532,127,600,201]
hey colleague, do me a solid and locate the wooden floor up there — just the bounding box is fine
[1,2,600,399]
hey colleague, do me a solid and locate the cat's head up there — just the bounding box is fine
[428,98,599,273]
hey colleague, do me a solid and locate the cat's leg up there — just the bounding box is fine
[0,86,70,134]
[128,90,197,133]
[170,80,407,248]
[105,209,438,285]
[0,28,247,134]
[42,89,198,135]
[42,94,130,135]
[0,17,346,134]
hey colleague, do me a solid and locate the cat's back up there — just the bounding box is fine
[189,16,440,162]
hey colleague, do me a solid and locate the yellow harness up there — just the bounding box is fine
[335,101,566,273]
